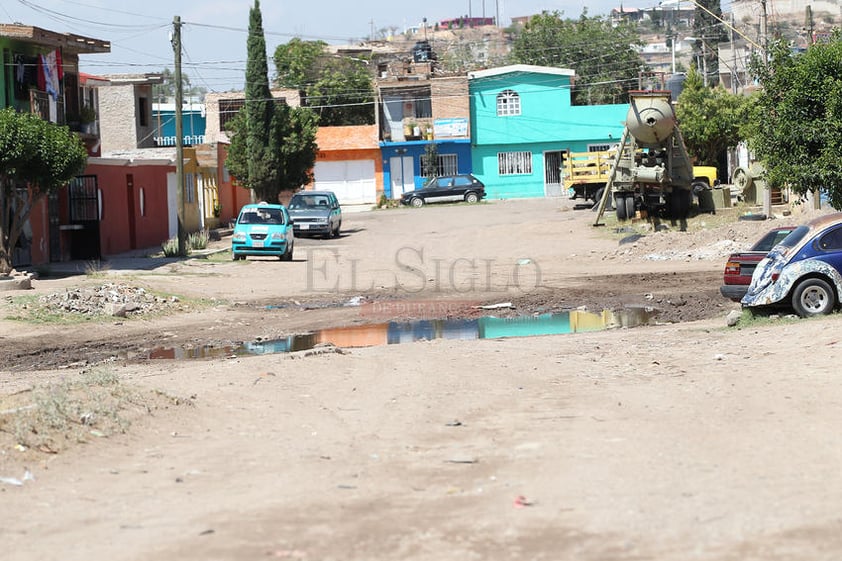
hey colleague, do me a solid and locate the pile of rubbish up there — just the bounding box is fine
[39,283,180,317]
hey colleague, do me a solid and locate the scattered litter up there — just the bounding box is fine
[513,495,533,508]
[344,295,366,307]
[517,259,532,266]
[0,469,34,486]
[476,302,513,310]
[446,456,478,464]
[445,420,463,427]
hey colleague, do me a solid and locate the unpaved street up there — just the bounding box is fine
[2,198,842,560]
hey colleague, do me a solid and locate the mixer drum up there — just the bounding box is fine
[626,94,676,147]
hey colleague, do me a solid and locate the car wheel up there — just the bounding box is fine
[410,197,424,208]
[280,241,293,261]
[332,223,341,238]
[792,278,835,317]
[465,192,479,203]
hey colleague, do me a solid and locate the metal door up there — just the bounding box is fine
[390,156,415,199]
[544,151,564,197]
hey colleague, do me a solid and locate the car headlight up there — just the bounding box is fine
[232,232,246,242]
[271,231,285,240]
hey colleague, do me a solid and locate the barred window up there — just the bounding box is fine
[219,98,245,131]
[588,144,611,152]
[498,151,532,175]
[185,173,196,203]
[420,154,458,177]
[496,89,521,116]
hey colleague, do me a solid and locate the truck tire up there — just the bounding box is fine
[615,194,629,220]
[592,187,615,211]
[624,195,635,220]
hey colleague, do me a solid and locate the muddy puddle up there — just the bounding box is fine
[138,307,657,360]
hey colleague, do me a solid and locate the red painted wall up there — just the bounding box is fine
[27,197,50,265]
[86,162,173,256]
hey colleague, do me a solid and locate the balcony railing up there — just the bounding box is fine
[29,89,66,125]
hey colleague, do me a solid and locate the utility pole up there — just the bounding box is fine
[730,13,738,93]
[759,0,772,218]
[805,5,815,45]
[172,16,187,256]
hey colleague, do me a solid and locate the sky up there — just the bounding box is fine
[0,0,628,92]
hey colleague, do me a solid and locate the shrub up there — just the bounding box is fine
[188,229,209,250]
[161,237,185,257]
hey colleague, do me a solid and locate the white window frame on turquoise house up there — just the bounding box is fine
[498,151,533,175]
[496,89,521,116]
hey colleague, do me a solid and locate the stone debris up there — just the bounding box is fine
[39,283,180,317]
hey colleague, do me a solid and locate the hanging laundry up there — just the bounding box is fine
[41,50,60,100]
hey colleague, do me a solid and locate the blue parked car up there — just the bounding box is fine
[231,203,294,261]
[743,213,842,317]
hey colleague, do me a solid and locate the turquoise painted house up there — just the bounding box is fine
[468,64,628,199]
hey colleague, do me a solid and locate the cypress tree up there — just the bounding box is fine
[245,0,278,201]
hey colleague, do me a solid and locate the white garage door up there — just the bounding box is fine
[314,160,376,205]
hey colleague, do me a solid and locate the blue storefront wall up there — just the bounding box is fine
[153,106,207,147]
[469,67,627,199]
[381,139,472,198]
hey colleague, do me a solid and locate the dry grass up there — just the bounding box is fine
[0,367,191,459]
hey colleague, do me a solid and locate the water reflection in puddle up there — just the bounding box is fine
[141,307,657,360]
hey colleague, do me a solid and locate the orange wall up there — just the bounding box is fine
[217,143,252,224]
[312,148,384,198]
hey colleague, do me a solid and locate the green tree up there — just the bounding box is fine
[226,1,318,202]
[691,0,727,86]
[244,0,279,201]
[154,68,207,102]
[749,35,842,208]
[0,108,87,275]
[273,102,319,191]
[274,39,374,126]
[274,38,327,86]
[676,67,750,165]
[509,10,645,105]
[422,142,439,178]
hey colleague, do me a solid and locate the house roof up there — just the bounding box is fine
[468,64,575,80]
[101,73,163,85]
[316,125,379,151]
[79,72,110,86]
[0,24,110,54]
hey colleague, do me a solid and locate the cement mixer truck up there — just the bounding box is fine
[593,90,696,226]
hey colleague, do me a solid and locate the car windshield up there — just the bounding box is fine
[289,195,331,209]
[238,208,285,225]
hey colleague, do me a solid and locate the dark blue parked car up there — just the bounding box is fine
[743,213,842,317]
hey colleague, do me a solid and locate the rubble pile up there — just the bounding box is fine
[39,283,180,318]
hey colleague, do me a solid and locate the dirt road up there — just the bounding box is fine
[2,198,841,560]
